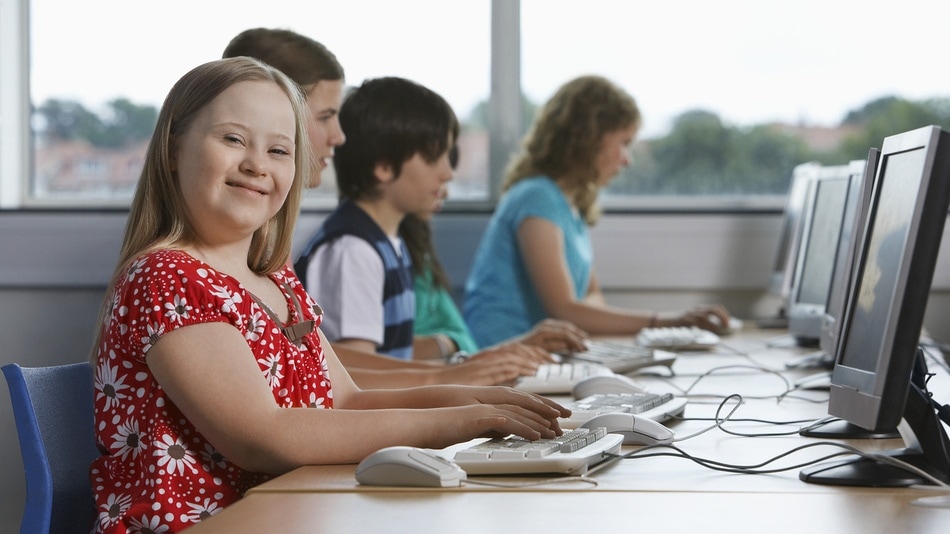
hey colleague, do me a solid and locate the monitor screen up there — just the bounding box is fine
[764,163,820,327]
[801,125,950,487]
[787,166,852,343]
[819,152,879,357]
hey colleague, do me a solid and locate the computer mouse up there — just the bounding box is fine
[571,373,647,399]
[579,412,674,445]
[355,446,466,487]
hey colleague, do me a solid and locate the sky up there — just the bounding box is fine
[30,0,950,137]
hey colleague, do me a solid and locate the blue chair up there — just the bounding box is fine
[3,362,100,534]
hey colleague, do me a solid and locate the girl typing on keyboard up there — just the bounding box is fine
[88,58,569,534]
[461,75,732,348]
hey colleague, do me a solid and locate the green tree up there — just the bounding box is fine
[35,99,104,143]
[613,110,808,196]
[837,96,950,159]
[35,98,158,148]
[96,98,159,147]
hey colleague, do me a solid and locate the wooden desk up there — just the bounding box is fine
[187,328,950,533]
[187,490,949,533]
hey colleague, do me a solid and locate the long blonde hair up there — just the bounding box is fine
[504,75,640,225]
[91,57,313,360]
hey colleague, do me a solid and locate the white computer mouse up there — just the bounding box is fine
[579,412,674,445]
[571,373,647,399]
[355,446,466,488]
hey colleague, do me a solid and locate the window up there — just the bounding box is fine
[520,0,950,208]
[21,0,490,208]
[5,0,950,209]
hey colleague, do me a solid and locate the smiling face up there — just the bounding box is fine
[303,79,346,188]
[172,80,297,245]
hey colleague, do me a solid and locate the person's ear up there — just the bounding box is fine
[374,161,395,184]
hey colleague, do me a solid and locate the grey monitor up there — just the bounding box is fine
[800,125,950,487]
[761,162,821,328]
[818,152,879,357]
[787,165,853,345]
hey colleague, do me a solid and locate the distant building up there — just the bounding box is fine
[767,122,859,153]
[33,139,145,198]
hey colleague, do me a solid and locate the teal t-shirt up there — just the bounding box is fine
[413,268,479,354]
[463,177,592,347]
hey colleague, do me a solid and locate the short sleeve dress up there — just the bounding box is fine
[90,249,332,534]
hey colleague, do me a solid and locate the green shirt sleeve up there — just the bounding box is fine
[413,270,480,353]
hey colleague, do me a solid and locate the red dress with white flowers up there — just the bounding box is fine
[90,250,332,533]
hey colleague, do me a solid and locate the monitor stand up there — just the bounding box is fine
[756,306,788,329]
[798,418,899,440]
[799,353,950,487]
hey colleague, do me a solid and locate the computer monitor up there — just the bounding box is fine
[787,165,853,346]
[761,162,821,327]
[818,152,880,357]
[800,125,950,487]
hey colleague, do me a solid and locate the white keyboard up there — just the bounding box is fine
[561,392,688,429]
[566,340,677,373]
[514,362,615,394]
[636,326,720,350]
[452,427,623,475]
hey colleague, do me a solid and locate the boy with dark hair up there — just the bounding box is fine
[295,77,458,359]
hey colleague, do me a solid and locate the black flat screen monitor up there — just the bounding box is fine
[787,165,853,345]
[818,152,879,357]
[800,125,950,487]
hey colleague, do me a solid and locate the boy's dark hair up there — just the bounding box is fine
[334,77,459,200]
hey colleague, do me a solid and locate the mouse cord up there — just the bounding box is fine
[721,341,756,359]
[608,441,950,487]
[668,394,743,442]
[672,363,794,399]
[666,394,831,439]
[650,363,829,406]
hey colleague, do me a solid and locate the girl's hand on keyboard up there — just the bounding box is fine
[438,391,569,444]
[436,346,547,386]
[471,342,555,365]
[509,318,590,354]
[669,305,733,334]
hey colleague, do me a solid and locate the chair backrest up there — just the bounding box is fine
[3,362,99,534]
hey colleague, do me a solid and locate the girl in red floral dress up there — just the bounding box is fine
[89,57,568,534]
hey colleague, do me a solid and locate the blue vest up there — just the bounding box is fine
[295,200,415,360]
